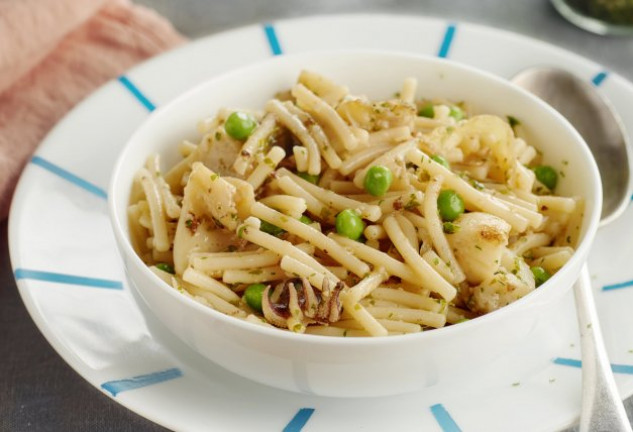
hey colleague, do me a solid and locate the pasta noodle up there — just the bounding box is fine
[266,100,321,175]
[258,195,307,219]
[245,145,286,189]
[383,215,457,301]
[233,114,277,175]
[338,144,392,176]
[292,83,358,151]
[222,266,284,284]
[422,175,466,283]
[368,126,412,145]
[135,167,170,252]
[284,101,343,169]
[128,70,582,337]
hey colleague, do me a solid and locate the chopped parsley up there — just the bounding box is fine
[404,194,420,210]
[264,157,275,168]
[443,221,461,234]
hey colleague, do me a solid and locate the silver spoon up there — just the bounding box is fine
[513,67,631,225]
[513,67,633,432]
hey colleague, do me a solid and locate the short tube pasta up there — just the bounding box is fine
[383,215,457,301]
[246,146,286,189]
[258,195,307,219]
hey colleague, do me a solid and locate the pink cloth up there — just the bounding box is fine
[0,0,186,219]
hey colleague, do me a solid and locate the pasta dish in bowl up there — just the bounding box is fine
[109,51,601,397]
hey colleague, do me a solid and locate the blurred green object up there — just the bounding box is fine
[552,0,633,35]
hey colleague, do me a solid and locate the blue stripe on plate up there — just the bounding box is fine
[30,156,107,199]
[117,75,156,112]
[553,357,633,374]
[101,368,183,396]
[603,279,633,291]
[283,408,315,432]
[14,268,123,290]
[430,403,462,432]
[263,24,283,56]
[592,71,609,86]
[437,23,457,58]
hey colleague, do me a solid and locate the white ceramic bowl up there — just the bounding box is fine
[109,51,601,398]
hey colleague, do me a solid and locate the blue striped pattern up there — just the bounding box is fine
[430,404,462,432]
[612,364,633,374]
[30,156,107,199]
[101,368,183,396]
[15,268,123,290]
[603,279,633,291]
[553,357,633,374]
[117,75,156,111]
[283,408,315,432]
[592,71,609,86]
[263,24,283,56]
[437,24,457,58]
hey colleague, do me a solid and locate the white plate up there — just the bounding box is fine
[9,14,633,432]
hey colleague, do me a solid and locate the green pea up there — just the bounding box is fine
[225,111,258,140]
[155,263,175,274]
[530,266,551,287]
[297,172,320,184]
[431,154,450,169]
[335,209,365,240]
[363,165,393,197]
[299,215,313,225]
[437,189,465,222]
[449,106,464,121]
[418,104,435,118]
[533,165,558,190]
[260,220,285,237]
[244,283,266,312]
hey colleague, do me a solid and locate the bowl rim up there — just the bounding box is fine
[108,48,602,348]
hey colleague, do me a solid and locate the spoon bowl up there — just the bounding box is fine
[513,67,632,225]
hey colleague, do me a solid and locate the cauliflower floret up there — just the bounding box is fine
[446,212,511,285]
[171,162,252,274]
[469,250,535,314]
[457,115,515,182]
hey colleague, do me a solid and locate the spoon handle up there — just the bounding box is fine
[574,265,632,432]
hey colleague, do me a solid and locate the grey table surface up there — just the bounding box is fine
[2,0,632,431]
